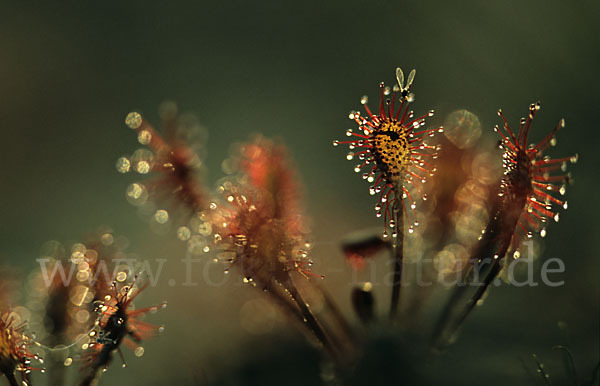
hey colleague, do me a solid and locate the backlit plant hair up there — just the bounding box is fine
[119,103,208,228]
[79,276,165,386]
[334,67,441,318]
[0,311,43,386]
[433,102,577,349]
[210,137,347,360]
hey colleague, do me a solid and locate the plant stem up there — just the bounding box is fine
[287,283,337,360]
[263,280,338,361]
[264,281,304,322]
[430,268,473,349]
[446,258,502,336]
[432,229,511,350]
[5,373,19,386]
[317,282,356,343]
[431,213,498,350]
[553,345,579,386]
[390,204,405,320]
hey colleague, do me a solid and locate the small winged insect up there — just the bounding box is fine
[396,67,416,100]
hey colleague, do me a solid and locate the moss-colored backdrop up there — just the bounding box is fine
[0,0,597,384]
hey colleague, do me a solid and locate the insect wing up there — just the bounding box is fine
[406,69,416,90]
[395,67,405,90]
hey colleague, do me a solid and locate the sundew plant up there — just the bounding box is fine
[0,2,598,385]
[1,65,595,386]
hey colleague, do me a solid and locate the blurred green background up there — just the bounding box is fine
[0,0,598,385]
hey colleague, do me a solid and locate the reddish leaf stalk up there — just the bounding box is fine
[389,203,405,320]
[432,102,575,349]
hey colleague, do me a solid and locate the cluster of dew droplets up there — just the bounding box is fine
[211,180,317,283]
[82,281,166,369]
[116,112,161,218]
[119,111,210,236]
[117,112,156,176]
[495,105,578,248]
[207,186,243,276]
[20,347,46,379]
[174,210,213,255]
[334,70,444,240]
[543,147,574,236]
